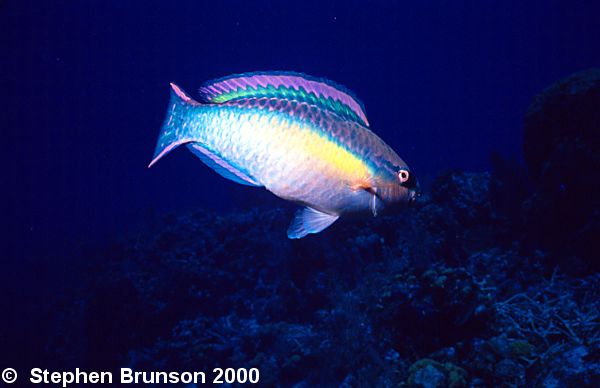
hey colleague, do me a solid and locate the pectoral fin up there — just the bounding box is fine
[287,207,340,239]
[351,183,380,216]
[370,192,378,216]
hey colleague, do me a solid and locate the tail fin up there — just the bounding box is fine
[148,83,198,168]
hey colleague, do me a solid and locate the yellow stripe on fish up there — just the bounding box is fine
[286,121,372,181]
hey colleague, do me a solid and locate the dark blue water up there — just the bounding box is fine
[1,1,599,386]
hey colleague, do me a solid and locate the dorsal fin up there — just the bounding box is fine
[199,71,369,127]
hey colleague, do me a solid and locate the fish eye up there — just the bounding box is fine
[398,169,410,183]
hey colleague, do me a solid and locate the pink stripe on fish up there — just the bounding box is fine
[148,139,189,168]
[170,83,191,102]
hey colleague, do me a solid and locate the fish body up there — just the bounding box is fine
[150,72,417,238]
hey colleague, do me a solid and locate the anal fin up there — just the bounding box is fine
[187,143,261,187]
[287,207,339,239]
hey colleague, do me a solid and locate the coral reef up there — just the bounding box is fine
[523,68,600,274]
[45,71,599,386]
[46,179,598,386]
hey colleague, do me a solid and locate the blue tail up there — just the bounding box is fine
[148,83,197,168]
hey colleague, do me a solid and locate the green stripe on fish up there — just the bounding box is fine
[206,84,365,126]
[199,71,370,127]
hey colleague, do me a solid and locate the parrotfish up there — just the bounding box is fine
[149,72,417,238]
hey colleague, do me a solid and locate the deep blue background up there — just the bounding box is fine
[1,0,599,340]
